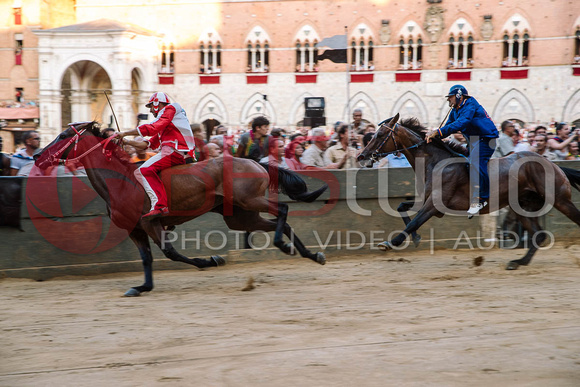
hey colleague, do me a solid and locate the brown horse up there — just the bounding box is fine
[34,121,327,296]
[357,114,580,269]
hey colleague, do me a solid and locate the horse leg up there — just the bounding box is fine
[223,204,325,265]
[397,201,421,247]
[142,219,226,269]
[379,200,440,251]
[506,215,546,270]
[124,228,154,297]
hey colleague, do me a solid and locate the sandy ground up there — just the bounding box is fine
[1,244,580,387]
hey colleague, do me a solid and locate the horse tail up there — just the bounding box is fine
[560,166,580,191]
[259,162,328,202]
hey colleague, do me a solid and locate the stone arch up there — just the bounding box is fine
[563,89,580,123]
[240,93,276,125]
[193,93,229,124]
[56,54,115,90]
[289,92,314,125]
[501,12,532,35]
[391,91,428,124]
[59,60,113,128]
[492,89,534,123]
[343,92,379,124]
[294,23,321,44]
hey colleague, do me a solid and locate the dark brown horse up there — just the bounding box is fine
[34,122,327,296]
[357,114,580,269]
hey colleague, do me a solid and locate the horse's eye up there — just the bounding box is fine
[58,134,66,140]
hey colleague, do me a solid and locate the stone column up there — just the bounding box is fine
[363,44,369,70]
[308,46,314,71]
[251,48,257,71]
[412,44,418,69]
[300,45,306,72]
[517,38,524,66]
[403,44,409,70]
[70,90,91,124]
[507,39,514,66]
[453,42,459,67]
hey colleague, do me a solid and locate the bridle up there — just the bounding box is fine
[45,123,115,166]
[369,123,424,164]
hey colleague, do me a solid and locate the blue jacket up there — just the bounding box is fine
[438,97,498,139]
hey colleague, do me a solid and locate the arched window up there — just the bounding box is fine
[397,21,423,70]
[160,44,174,73]
[398,37,423,70]
[502,31,530,66]
[350,24,374,71]
[199,29,222,74]
[294,25,320,72]
[246,26,271,73]
[501,15,532,67]
[448,34,473,69]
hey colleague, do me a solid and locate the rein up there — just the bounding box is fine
[49,124,115,165]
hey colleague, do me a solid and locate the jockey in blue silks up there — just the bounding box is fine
[426,85,499,216]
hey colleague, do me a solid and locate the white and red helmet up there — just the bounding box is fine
[145,92,171,114]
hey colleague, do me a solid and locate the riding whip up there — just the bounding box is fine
[103,90,121,132]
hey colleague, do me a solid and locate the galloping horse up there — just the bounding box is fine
[35,122,327,296]
[357,114,580,269]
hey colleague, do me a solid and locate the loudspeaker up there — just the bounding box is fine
[305,97,325,118]
[303,117,326,128]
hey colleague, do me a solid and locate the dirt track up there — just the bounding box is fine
[1,245,580,386]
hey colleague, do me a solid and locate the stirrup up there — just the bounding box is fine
[142,207,169,219]
[467,201,487,218]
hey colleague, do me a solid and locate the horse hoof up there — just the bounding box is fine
[211,255,227,266]
[506,261,520,270]
[413,235,422,247]
[378,241,393,251]
[315,252,326,265]
[280,243,297,256]
[124,288,141,297]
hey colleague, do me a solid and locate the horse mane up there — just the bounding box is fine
[399,117,469,157]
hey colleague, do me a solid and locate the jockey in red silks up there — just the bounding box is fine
[117,92,195,219]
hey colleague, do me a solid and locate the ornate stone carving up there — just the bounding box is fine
[480,15,494,41]
[379,20,391,45]
[424,6,445,43]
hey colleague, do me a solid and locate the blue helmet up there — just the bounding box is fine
[446,84,468,99]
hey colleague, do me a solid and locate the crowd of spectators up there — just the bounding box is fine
[1,111,578,178]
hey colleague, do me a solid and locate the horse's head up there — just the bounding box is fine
[34,121,101,172]
[357,113,400,163]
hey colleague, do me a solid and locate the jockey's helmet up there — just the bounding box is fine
[446,85,468,100]
[145,92,171,115]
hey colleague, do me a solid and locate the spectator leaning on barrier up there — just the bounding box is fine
[0,137,10,176]
[492,120,516,158]
[566,140,580,160]
[10,130,42,176]
[260,137,289,169]
[301,127,330,168]
[548,122,579,161]
[206,142,222,159]
[324,123,358,169]
[235,116,270,162]
[285,136,308,171]
[533,134,558,161]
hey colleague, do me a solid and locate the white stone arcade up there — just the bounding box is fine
[34,19,160,140]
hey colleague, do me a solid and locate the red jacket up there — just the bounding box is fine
[137,103,195,153]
